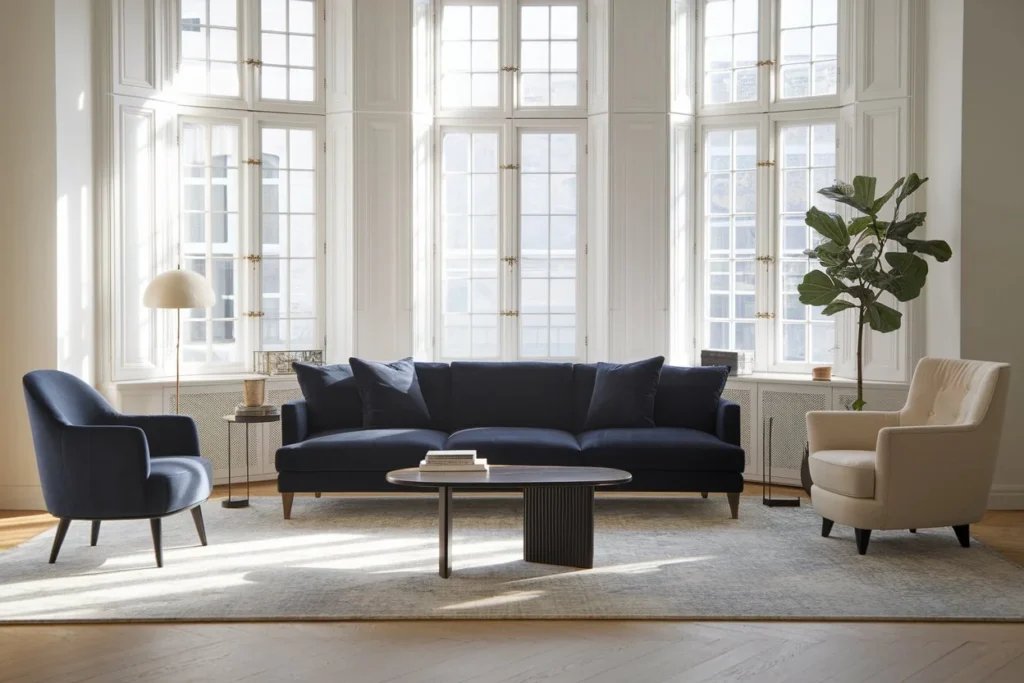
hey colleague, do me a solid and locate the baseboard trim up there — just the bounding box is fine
[0,485,46,511]
[988,486,1024,510]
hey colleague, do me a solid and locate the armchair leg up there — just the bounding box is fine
[150,518,163,568]
[953,524,970,548]
[700,492,708,499]
[315,492,322,498]
[49,518,71,564]
[727,492,740,519]
[191,506,208,546]
[855,528,872,555]
[90,520,101,547]
[821,518,834,538]
[909,529,917,533]
[282,492,294,520]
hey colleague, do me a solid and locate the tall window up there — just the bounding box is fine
[170,1,324,375]
[435,0,587,361]
[696,0,841,372]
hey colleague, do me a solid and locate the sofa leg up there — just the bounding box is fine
[282,492,294,520]
[90,520,101,547]
[191,506,208,546]
[909,528,917,533]
[49,518,71,564]
[855,528,871,555]
[315,492,322,498]
[953,524,970,548]
[727,492,740,519]
[700,491,708,499]
[150,518,163,568]
[821,518,834,538]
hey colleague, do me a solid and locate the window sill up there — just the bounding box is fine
[725,372,908,389]
[114,373,298,391]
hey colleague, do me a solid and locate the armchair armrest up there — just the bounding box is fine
[806,410,900,453]
[51,425,151,518]
[282,399,309,445]
[715,399,741,447]
[112,414,201,457]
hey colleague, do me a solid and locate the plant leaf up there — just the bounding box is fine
[895,173,928,204]
[886,212,926,239]
[853,176,878,213]
[865,301,903,333]
[819,180,874,215]
[797,270,843,306]
[872,177,906,214]
[900,238,953,262]
[851,398,866,411]
[848,216,874,235]
[805,207,849,246]
[821,300,857,316]
[883,252,929,302]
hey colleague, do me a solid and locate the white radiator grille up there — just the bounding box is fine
[762,390,828,472]
[721,387,752,468]
[170,391,264,473]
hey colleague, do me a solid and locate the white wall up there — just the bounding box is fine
[961,0,1024,508]
[0,0,60,509]
[923,0,962,359]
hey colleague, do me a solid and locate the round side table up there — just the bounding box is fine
[221,413,280,509]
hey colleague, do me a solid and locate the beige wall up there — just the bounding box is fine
[962,0,1024,507]
[0,0,60,509]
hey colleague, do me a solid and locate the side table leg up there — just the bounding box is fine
[439,486,452,578]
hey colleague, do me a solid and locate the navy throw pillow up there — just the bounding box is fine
[653,365,730,433]
[292,362,363,432]
[349,357,432,429]
[583,356,666,431]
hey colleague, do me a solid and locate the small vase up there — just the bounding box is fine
[242,379,266,407]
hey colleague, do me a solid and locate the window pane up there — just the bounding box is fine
[777,122,836,366]
[703,127,758,357]
[441,3,501,109]
[260,0,318,102]
[778,0,837,99]
[702,0,757,105]
[260,125,320,353]
[519,4,580,108]
[180,1,240,97]
[519,132,580,359]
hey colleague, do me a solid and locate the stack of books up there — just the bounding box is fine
[419,450,488,472]
[234,402,280,417]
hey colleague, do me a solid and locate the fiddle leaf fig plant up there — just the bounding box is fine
[797,174,951,410]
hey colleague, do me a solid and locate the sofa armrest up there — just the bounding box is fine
[111,414,201,458]
[806,410,900,454]
[282,399,310,445]
[715,399,741,447]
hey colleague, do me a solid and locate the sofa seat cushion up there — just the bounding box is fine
[445,427,583,466]
[809,449,876,499]
[275,429,449,472]
[145,456,213,517]
[578,428,744,472]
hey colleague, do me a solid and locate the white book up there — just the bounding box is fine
[418,459,489,472]
[424,450,478,463]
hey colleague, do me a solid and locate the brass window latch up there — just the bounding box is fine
[246,311,265,318]
[499,164,520,170]
[756,160,776,167]
[755,255,776,264]
[501,310,520,317]
[245,58,263,67]
[244,254,262,263]
[754,312,776,320]
[245,158,262,166]
[501,65,520,72]
[501,256,518,266]
[756,59,776,67]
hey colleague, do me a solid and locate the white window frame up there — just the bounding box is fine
[434,0,588,119]
[433,118,587,362]
[252,0,327,114]
[696,0,841,116]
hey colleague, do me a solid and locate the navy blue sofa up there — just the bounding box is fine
[276,362,744,519]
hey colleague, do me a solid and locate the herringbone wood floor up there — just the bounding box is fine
[2,484,1023,682]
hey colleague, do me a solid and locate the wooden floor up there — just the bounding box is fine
[2,484,1023,682]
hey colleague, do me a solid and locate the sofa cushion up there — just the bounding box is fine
[414,362,453,432]
[275,428,448,472]
[350,357,432,429]
[445,427,583,465]
[653,365,730,433]
[578,427,745,472]
[809,449,876,499]
[584,356,665,431]
[450,362,574,430]
[292,362,363,433]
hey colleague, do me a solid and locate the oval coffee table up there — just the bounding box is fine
[386,465,632,578]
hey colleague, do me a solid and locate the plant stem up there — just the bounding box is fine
[856,305,865,410]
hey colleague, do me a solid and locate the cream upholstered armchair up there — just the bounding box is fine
[806,358,1011,555]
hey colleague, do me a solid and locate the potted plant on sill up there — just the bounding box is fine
[796,174,952,493]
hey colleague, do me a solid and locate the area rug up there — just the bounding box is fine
[1,495,1022,623]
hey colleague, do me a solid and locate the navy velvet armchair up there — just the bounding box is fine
[22,370,213,567]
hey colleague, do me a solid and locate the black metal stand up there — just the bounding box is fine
[762,416,800,507]
[222,420,250,509]
[438,486,452,578]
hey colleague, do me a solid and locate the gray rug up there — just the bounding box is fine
[1,495,1022,622]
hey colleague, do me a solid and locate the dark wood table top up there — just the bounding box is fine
[386,465,632,488]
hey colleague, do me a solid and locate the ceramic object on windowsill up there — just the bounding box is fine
[812,366,832,381]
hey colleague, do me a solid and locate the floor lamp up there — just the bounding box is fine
[143,269,216,414]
